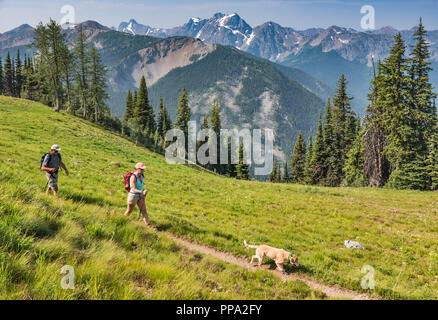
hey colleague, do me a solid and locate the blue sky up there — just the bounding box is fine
[0,0,437,33]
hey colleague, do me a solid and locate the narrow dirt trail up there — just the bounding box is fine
[165,233,378,300]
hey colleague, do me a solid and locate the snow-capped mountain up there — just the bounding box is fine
[118,13,438,65]
[118,19,167,37]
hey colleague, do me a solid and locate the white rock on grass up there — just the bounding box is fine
[344,240,365,250]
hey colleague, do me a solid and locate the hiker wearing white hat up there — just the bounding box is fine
[40,144,69,197]
[124,162,150,226]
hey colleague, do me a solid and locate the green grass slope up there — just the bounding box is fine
[1,96,438,299]
[0,96,324,300]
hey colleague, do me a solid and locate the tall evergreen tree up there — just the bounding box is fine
[289,131,306,183]
[344,117,366,186]
[33,19,68,111]
[283,162,290,183]
[3,52,14,97]
[0,57,3,95]
[11,57,16,97]
[135,76,153,131]
[157,94,172,139]
[176,86,191,160]
[304,133,314,184]
[15,49,23,97]
[133,90,138,109]
[236,142,250,180]
[363,60,392,187]
[269,159,279,182]
[124,89,134,122]
[381,33,411,167]
[331,75,356,186]
[310,112,325,184]
[427,127,438,190]
[209,99,222,173]
[402,18,438,189]
[61,48,74,113]
[22,57,39,101]
[276,161,282,182]
[88,46,108,122]
[322,99,337,186]
[176,85,191,134]
[408,18,437,143]
[201,115,209,130]
[74,25,90,118]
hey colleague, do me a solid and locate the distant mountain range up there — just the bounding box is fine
[0,21,328,158]
[1,13,437,158]
[118,13,438,64]
[118,13,438,113]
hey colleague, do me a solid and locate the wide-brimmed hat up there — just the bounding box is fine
[51,144,61,152]
[134,162,146,170]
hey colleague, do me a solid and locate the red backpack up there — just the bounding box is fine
[124,172,143,192]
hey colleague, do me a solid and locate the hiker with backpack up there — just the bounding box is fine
[124,163,150,227]
[41,144,69,197]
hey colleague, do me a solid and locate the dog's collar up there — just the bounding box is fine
[288,251,293,263]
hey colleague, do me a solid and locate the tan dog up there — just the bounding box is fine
[244,240,299,272]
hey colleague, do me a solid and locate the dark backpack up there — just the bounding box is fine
[40,152,62,169]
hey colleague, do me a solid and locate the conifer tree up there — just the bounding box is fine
[304,133,314,184]
[4,52,14,96]
[11,58,16,96]
[176,86,191,160]
[236,142,250,180]
[426,128,438,190]
[408,18,437,144]
[344,117,366,186]
[157,94,172,139]
[15,50,23,97]
[33,19,69,111]
[88,46,108,122]
[331,75,356,186]
[135,76,153,131]
[22,57,39,101]
[289,131,306,183]
[176,86,191,136]
[269,159,278,182]
[209,99,222,173]
[201,115,209,130]
[310,112,325,184]
[276,161,282,182]
[322,99,337,186]
[381,33,411,167]
[124,89,134,122]
[0,57,3,95]
[133,90,138,109]
[283,162,290,183]
[380,32,430,189]
[61,48,74,113]
[363,60,392,187]
[74,25,90,118]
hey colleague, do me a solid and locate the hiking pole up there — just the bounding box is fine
[139,192,148,218]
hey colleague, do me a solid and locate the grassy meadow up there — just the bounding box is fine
[1,96,437,299]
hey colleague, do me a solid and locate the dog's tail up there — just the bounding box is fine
[244,240,258,249]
